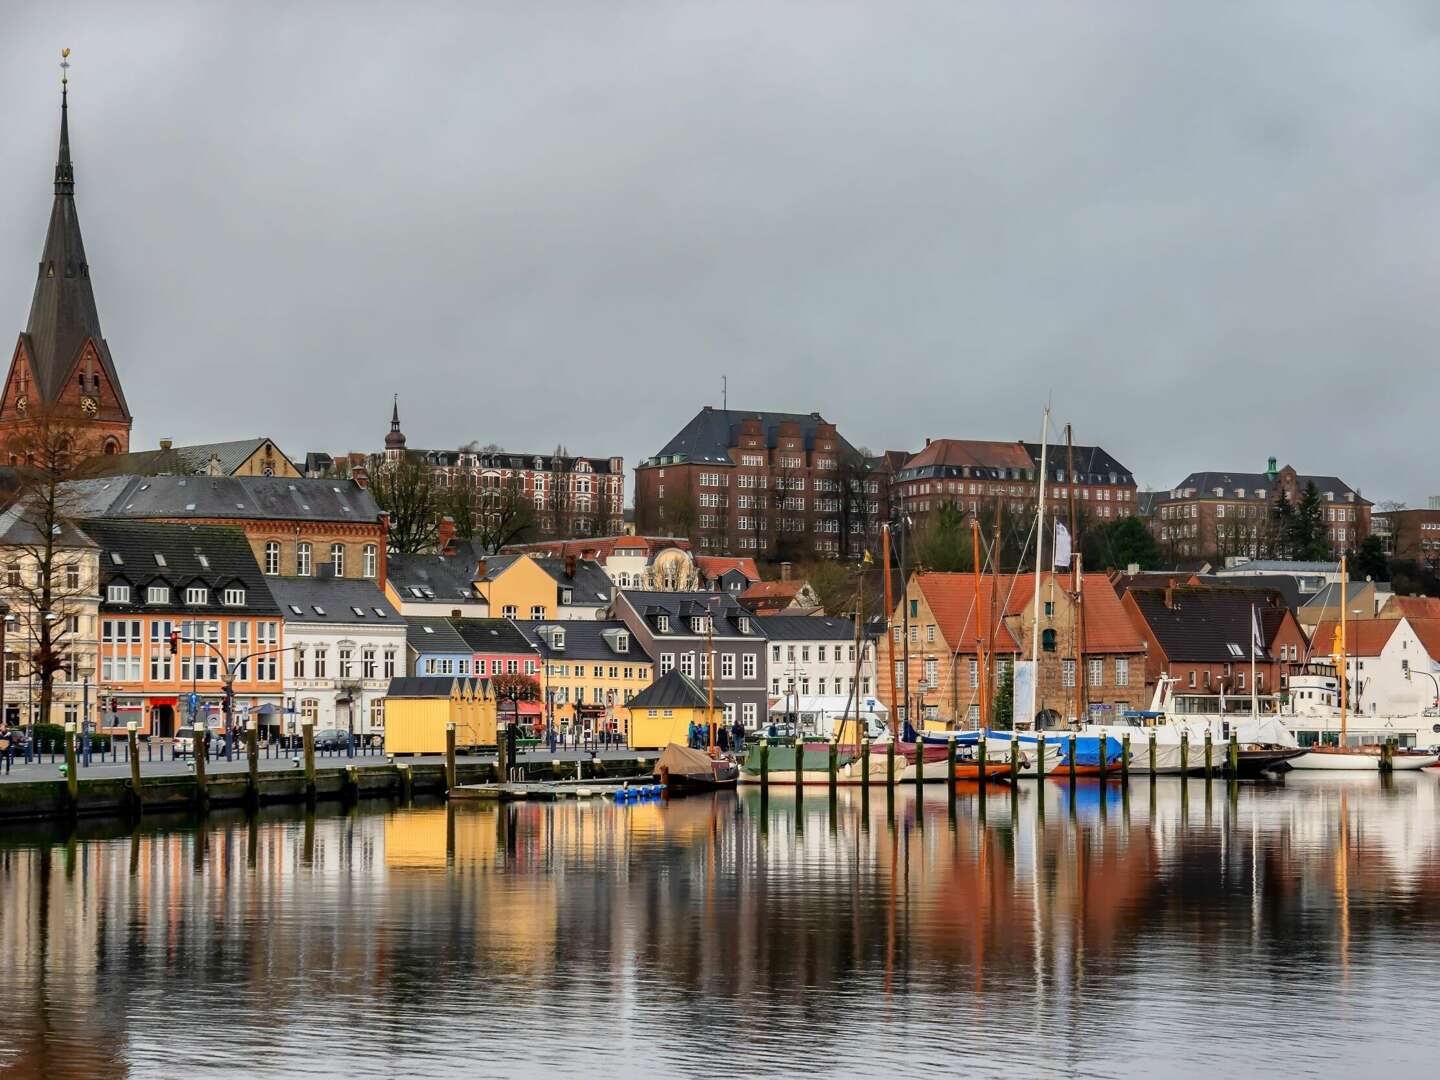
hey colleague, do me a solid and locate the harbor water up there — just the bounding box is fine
[2,774,1439,1078]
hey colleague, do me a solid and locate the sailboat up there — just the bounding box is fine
[1289,556,1438,771]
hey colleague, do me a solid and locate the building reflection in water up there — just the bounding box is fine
[1,775,1438,1078]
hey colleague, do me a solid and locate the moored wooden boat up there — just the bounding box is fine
[1289,745,1439,771]
[654,743,739,792]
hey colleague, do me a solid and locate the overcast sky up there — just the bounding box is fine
[3,2,1439,504]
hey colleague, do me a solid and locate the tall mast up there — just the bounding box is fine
[1067,425,1084,725]
[883,523,897,738]
[972,517,986,730]
[1250,603,1259,719]
[1030,408,1051,666]
[1338,556,1348,746]
[706,612,716,753]
[849,568,865,744]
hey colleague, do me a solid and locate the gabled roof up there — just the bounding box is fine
[644,407,854,465]
[60,475,380,523]
[1126,586,1285,663]
[388,553,479,604]
[1308,618,1400,659]
[694,555,760,583]
[512,619,653,662]
[450,618,537,655]
[80,519,278,615]
[1005,572,1147,653]
[500,534,691,563]
[87,439,296,479]
[267,575,401,626]
[755,615,855,641]
[405,616,471,654]
[626,668,709,711]
[0,500,96,548]
[1404,619,1440,661]
[1167,469,1366,504]
[911,574,1023,655]
[531,556,612,606]
[1300,581,1375,611]
[1380,595,1440,621]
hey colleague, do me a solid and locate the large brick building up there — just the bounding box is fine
[1,77,132,459]
[1152,461,1371,561]
[1374,507,1440,572]
[633,407,898,558]
[891,438,1137,532]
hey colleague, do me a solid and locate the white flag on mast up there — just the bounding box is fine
[1251,605,1263,658]
[1053,521,1072,569]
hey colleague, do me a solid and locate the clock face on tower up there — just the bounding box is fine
[14,396,26,415]
[80,395,98,417]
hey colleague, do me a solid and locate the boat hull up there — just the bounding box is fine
[1289,748,1440,771]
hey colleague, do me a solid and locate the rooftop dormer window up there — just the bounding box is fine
[657,614,670,632]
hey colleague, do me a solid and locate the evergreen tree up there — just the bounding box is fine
[914,501,973,571]
[1292,482,1331,560]
[991,663,1014,730]
[1349,535,1389,582]
[1270,490,1295,558]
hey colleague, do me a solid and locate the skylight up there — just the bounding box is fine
[424,625,434,634]
[313,606,326,615]
[154,553,167,566]
[352,606,365,616]
[185,503,196,511]
[373,608,387,617]
[289,604,304,615]
[196,554,210,568]
[110,552,124,565]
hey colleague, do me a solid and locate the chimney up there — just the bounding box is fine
[564,553,577,579]
[159,438,173,450]
[780,561,792,581]
[350,463,370,489]
[1164,586,1176,610]
[437,516,456,555]
[924,437,931,448]
[1126,562,1139,576]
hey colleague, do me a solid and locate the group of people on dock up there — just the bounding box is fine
[687,719,746,753]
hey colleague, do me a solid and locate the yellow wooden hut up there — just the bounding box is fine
[625,669,717,750]
[383,676,497,754]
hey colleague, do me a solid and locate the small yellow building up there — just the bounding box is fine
[474,553,562,621]
[625,669,718,750]
[383,676,497,753]
[516,621,653,740]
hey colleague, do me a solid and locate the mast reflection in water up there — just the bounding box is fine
[2,775,1439,1078]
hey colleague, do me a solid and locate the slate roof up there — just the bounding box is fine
[512,619,654,662]
[1023,442,1135,485]
[60,475,380,523]
[0,500,96,548]
[385,676,459,698]
[1167,470,1365,503]
[388,553,480,603]
[1216,560,1340,574]
[1192,573,1308,612]
[755,615,856,641]
[1126,586,1284,663]
[266,575,401,626]
[626,669,710,711]
[415,449,620,474]
[450,618,538,655]
[19,88,130,415]
[1299,581,1375,612]
[644,407,855,465]
[478,553,612,606]
[80,519,278,615]
[617,590,759,637]
[88,439,296,479]
[405,616,472,654]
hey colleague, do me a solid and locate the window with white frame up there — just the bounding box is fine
[742,702,757,727]
[363,545,378,579]
[147,585,170,605]
[742,653,756,679]
[107,583,131,604]
[186,585,208,605]
[660,653,674,675]
[296,542,312,577]
[264,541,280,575]
[223,587,246,606]
[680,652,696,677]
[1115,658,1129,686]
[330,543,345,577]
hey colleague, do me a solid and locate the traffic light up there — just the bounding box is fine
[168,630,180,655]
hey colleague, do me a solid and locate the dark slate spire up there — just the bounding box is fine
[385,395,407,450]
[19,54,129,416]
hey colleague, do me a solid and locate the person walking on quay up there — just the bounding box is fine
[0,720,11,774]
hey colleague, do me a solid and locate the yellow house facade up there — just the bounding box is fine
[475,554,561,621]
[513,620,653,739]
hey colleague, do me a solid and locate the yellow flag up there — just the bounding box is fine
[862,549,874,566]
[1330,622,1344,664]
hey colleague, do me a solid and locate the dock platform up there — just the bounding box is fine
[450,778,640,802]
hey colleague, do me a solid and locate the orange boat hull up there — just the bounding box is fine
[953,762,1014,782]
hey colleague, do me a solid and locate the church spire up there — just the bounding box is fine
[55,48,73,194]
[385,395,407,451]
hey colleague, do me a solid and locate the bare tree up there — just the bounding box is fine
[833,447,874,559]
[546,446,575,539]
[1,404,104,731]
[372,454,439,554]
[473,471,538,554]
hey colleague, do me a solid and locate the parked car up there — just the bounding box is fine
[312,728,351,751]
[172,724,226,756]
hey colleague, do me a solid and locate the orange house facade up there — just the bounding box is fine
[84,520,283,738]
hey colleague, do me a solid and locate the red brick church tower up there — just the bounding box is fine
[0,61,133,461]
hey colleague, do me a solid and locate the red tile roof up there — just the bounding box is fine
[694,555,760,582]
[912,574,1023,655]
[1402,618,1440,661]
[1384,595,1440,620]
[902,439,1033,473]
[1308,618,1399,659]
[1001,571,1147,653]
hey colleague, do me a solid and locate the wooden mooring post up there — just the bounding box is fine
[1149,729,1157,777]
[445,723,457,792]
[1068,734,1077,785]
[1228,732,1239,779]
[759,738,770,796]
[193,726,208,813]
[827,739,838,802]
[794,736,805,800]
[1180,730,1189,776]
[1204,729,1213,783]
[126,721,142,815]
[301,720,316,803]
[1036,734,1046,780]
[1122,733,1131,783]
[245,720,259,806]
[63,723,79,811]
